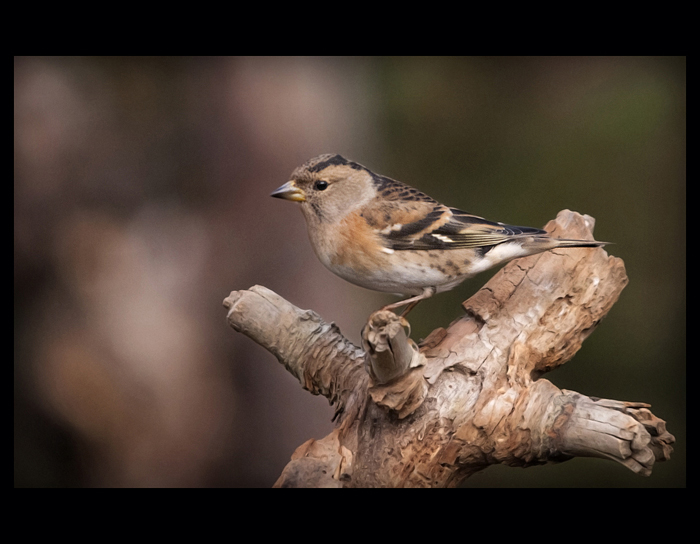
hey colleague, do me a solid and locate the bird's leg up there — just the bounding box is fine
[381,287,436,317]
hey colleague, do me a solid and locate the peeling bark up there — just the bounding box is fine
[224,210,675,487]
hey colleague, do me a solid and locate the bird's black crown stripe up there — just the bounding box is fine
[308,154,364,173]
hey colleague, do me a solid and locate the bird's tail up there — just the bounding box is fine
[550,239,609,248]
[516,236,609,254]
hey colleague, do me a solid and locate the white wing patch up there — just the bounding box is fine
[379,223,405,235]
[432,233,453,243]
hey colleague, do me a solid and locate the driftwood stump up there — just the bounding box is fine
[223,210,674,487]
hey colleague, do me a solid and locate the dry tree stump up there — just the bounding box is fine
[223,210,674,487]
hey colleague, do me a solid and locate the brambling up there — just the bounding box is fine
[272,154,606,315]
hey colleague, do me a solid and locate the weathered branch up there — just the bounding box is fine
[224,286,368,422]
[224,210,674,487]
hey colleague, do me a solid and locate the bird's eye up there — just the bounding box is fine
[314,180,329,191]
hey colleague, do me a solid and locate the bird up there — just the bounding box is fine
[271,154,607,316]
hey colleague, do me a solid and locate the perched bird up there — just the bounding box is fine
[272,154,606,315]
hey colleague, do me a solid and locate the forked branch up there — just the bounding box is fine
[224,210,674,487]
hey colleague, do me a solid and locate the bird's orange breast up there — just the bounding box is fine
[328,211,389,273]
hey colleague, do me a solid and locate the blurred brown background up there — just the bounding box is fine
[14,56,685,487]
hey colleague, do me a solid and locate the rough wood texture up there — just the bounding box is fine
[224,210,674,487]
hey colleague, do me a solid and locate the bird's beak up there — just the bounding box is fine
[271,181,306,202]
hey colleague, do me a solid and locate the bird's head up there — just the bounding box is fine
[271,154,377,224]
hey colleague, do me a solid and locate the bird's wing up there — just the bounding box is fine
[365,198,545,251]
